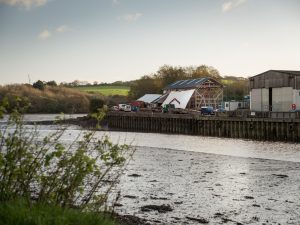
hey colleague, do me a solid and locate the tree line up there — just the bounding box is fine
[60,80,132,87]
[128,65,249,101]
[31,79,132,88]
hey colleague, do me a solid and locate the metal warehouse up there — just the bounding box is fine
[250,70,300,112]
[163,77,223,109]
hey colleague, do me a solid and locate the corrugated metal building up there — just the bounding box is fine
[137,94,162,103]
[250,70,300,112]
[163,77,223,109]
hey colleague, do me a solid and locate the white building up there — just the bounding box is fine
[249,70,300,112]
[224,101,242,111]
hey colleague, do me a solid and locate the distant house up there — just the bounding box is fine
[223,96,250,111]
[249,70,300,112]
[163,78,223,109]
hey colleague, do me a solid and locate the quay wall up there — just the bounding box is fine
[106,112,300,142]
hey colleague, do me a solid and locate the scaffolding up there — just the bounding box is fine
[164,78,223,110]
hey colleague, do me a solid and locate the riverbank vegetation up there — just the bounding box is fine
[0,199,118,225]
[0,84,92,113]
[0,100,135,225]
[0,84,130,113]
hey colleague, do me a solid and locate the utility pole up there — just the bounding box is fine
[28,74,31,85]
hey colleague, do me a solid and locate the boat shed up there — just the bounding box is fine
[249,70,300,112]
[163,77,223,109]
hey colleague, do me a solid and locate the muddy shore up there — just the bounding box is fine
[21,118,300,224]
[115,147,300,225]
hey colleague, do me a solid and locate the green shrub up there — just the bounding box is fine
[0,99,135,211]
[90,98,105,113]
[33,80,45,90]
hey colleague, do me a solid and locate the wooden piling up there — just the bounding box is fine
[106,112,300,143]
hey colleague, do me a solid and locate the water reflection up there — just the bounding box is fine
[1,120,300,162]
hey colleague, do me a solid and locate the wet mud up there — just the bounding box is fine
[115,147,300,225]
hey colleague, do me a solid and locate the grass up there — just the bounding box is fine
[73,86,130,96]
[0,199,118,225]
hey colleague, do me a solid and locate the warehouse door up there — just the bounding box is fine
[269,88,272,111]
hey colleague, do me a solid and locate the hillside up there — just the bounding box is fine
[0,84,95,113]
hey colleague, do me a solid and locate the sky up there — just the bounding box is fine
[0,0,300,84]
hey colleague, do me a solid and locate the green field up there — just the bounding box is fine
[74,85,130,96]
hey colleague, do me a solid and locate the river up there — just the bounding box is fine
[2,114,300,224]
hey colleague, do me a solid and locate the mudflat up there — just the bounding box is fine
[116,147,300,225]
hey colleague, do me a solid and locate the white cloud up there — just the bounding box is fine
[122,13,142,22]
[38,29,51,40]
[222,0,246,13]
[0,0,47,9]
[112,0,119,5]
[56,25,70,33]
[38,25,70,40]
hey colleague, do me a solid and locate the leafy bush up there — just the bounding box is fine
[90,98,106,113]
[0,98,135,211]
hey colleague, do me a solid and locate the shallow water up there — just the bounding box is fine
[0,114,87,122]
[102,131,300,163]
[2,114,300,162]
[31,126,300,163]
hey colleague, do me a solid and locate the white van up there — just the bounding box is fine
[118,104,131,112]
[118,104,126,111]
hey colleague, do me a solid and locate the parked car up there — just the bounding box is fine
[200,106,214,115]
[124,105,132,112]
[110,106,119,111]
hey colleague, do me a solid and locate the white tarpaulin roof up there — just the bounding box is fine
[137,94,162,103]
[162,89,195,109]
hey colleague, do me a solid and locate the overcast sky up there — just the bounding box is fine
[0,0,299,84]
